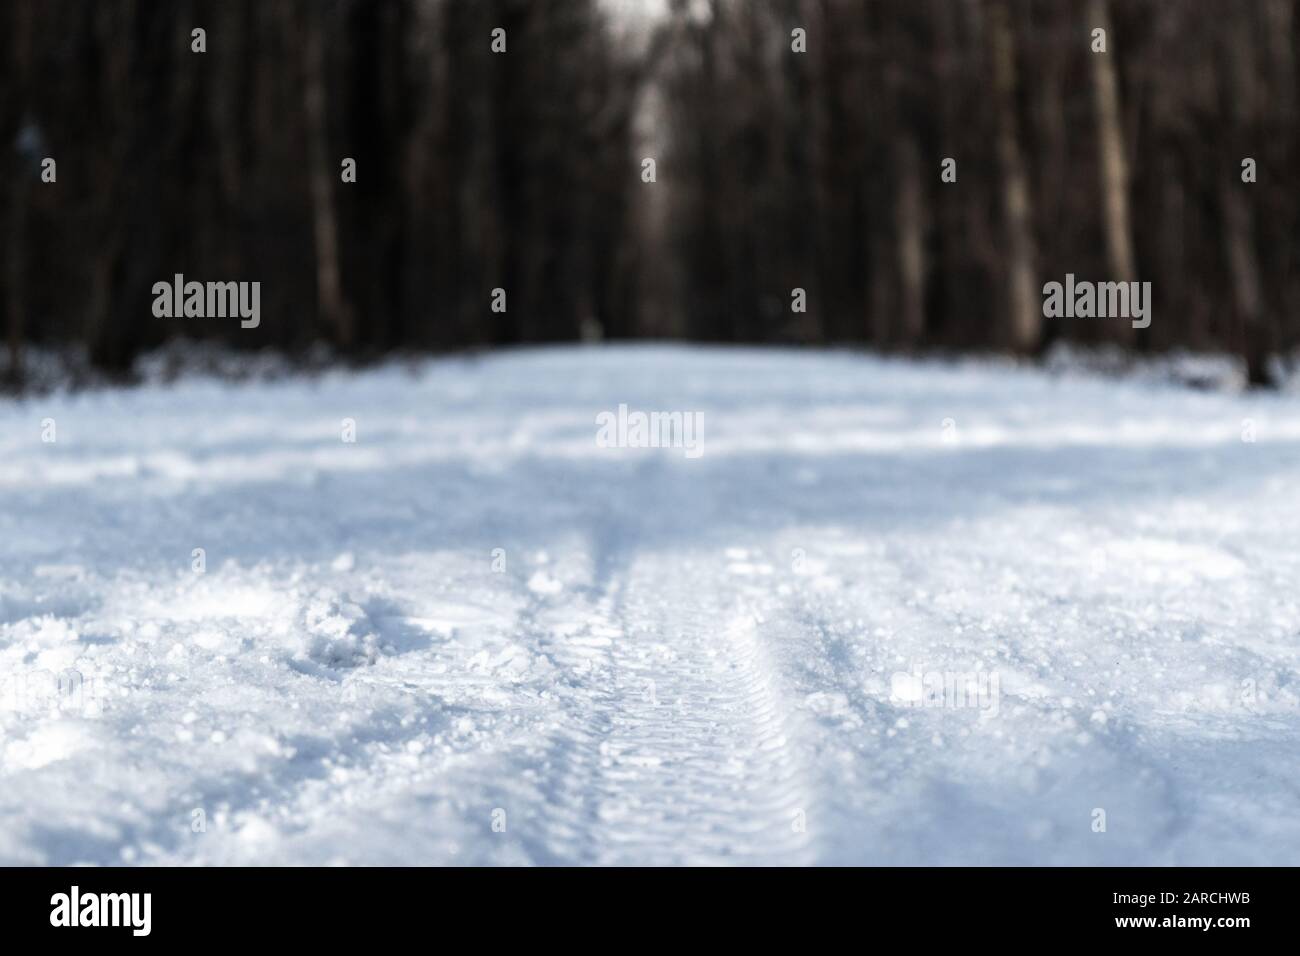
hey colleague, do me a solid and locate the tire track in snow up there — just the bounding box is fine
[531,548,816,864]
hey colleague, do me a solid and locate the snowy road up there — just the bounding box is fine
[1,346,1298,865]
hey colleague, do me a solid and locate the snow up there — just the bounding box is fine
[1,344,1298,865]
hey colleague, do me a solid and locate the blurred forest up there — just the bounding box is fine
[1,0,1297,385]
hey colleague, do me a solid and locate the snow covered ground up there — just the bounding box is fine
[1,345,1298,865]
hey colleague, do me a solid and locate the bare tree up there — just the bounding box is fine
[894,132,927,345]
[1088,0,1137,344]
[1218,10,1270,383]
[4,0,35,382]
[302,2,354,348]
[84,0,138,372]
[986,0,1039,352]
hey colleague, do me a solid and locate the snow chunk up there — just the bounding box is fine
[3,721,98,770]
[296,589,379,668]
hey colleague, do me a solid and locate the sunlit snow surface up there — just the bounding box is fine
[1,346,1297,865]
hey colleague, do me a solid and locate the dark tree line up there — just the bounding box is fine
[1,0,1297,385]
[659,0,1300,383]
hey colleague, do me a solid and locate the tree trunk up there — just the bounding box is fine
[895,133,927,346]
[1219,13,1271,384]
[5,0,34,383]
[302,6,354,349]
[84,0,136,373]
[1088,0,1137,345]
[987,0,1040,353]
[6,177,27,383]
[1221,181,1268,384]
